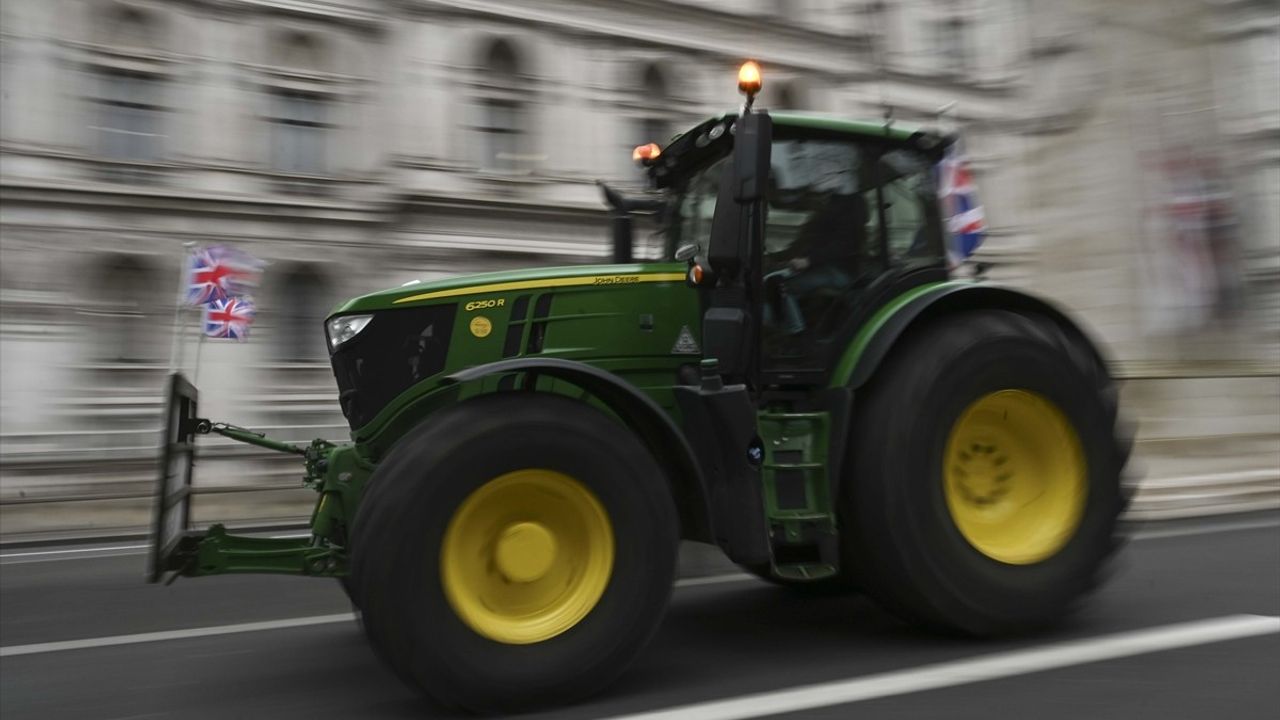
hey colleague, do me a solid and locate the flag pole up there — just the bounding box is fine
[167,242,196,376]
[192,324,207,387]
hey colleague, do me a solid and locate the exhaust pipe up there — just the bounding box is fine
[598,182,662,265]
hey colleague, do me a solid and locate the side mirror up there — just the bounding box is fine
[675,244,699,262]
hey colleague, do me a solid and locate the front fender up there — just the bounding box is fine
[442,358,713,541]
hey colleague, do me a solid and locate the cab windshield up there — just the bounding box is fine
[663,134,944,268]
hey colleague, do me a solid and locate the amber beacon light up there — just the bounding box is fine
[737,60,762,106]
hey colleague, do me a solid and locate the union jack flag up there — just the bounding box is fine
[203,296,256,341]
[186,246,262,306]
[939,144,986,267]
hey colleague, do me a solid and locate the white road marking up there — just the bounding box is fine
[0,613,357,658]
[596,614,1280,720]
[0,544,148,558]
[0,551,149,565]
[0,574,759,658]
[1131,516,1280,541]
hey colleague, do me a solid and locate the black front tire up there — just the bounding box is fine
[348,393,678,713]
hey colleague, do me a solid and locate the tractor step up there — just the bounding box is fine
[757,411,839,580]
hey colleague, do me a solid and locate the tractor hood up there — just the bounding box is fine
[324,261,699,435]
[328,262,688,316]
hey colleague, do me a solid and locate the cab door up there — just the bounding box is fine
[759,132,948,386]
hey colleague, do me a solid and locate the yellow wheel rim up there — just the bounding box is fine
[440,469,614,644]
[943,390,1087,565]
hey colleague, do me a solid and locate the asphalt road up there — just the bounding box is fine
[1,515,1278,720]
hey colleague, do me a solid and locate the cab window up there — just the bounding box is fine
[880,148,943,263]
[761,139,942,361]
[762,138,877,350]
[668,155,727,257]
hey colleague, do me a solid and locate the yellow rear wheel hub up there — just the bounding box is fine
[943,390,1087,565]
[440,469,614,644]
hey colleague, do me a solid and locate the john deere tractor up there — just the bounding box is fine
[151,63,1129,712]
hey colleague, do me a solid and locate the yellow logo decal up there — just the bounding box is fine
[469,316,493,338]
[591,275,642,286]
[465,298,505,312]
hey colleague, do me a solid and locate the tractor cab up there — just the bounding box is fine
[604,63,963,576]
[625,64,952,391]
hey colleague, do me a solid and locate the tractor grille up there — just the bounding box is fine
[329,304,457,430]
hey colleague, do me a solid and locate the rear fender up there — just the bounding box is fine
[826,283,1114,503]
[834,283,1111,391]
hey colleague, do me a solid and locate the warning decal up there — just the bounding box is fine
[671,325,700,355]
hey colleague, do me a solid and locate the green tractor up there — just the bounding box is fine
[151,63,1129,712]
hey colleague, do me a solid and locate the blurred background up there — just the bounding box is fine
[0,0,1276,537]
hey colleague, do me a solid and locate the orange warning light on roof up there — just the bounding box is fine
[737,61,762,96]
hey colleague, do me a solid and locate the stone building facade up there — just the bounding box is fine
[1,0,1276,532]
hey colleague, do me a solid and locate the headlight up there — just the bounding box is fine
[326,314,373,351]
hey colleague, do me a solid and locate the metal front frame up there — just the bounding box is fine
[149,372,199,582]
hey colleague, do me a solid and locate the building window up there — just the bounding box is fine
[280,32,323,73]
[634,63,678,181]
[94,70,164,162]
[936,17,968,72]
[276,264,329,362]
[93,254,159,363]
[636,64,672,146]
[481,98,523,172]
[89,6,166,167]
[478,39,530,172]
[270,91,327,175]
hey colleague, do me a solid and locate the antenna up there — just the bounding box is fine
[867,1,893,129]
[936,100,959,137]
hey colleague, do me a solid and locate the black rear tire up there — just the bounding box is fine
[843,309,1127,635]
[349,393,678,713]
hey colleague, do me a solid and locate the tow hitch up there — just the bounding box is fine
[148,373,365,583]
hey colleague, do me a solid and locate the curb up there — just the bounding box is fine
[3,470,1277,547]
